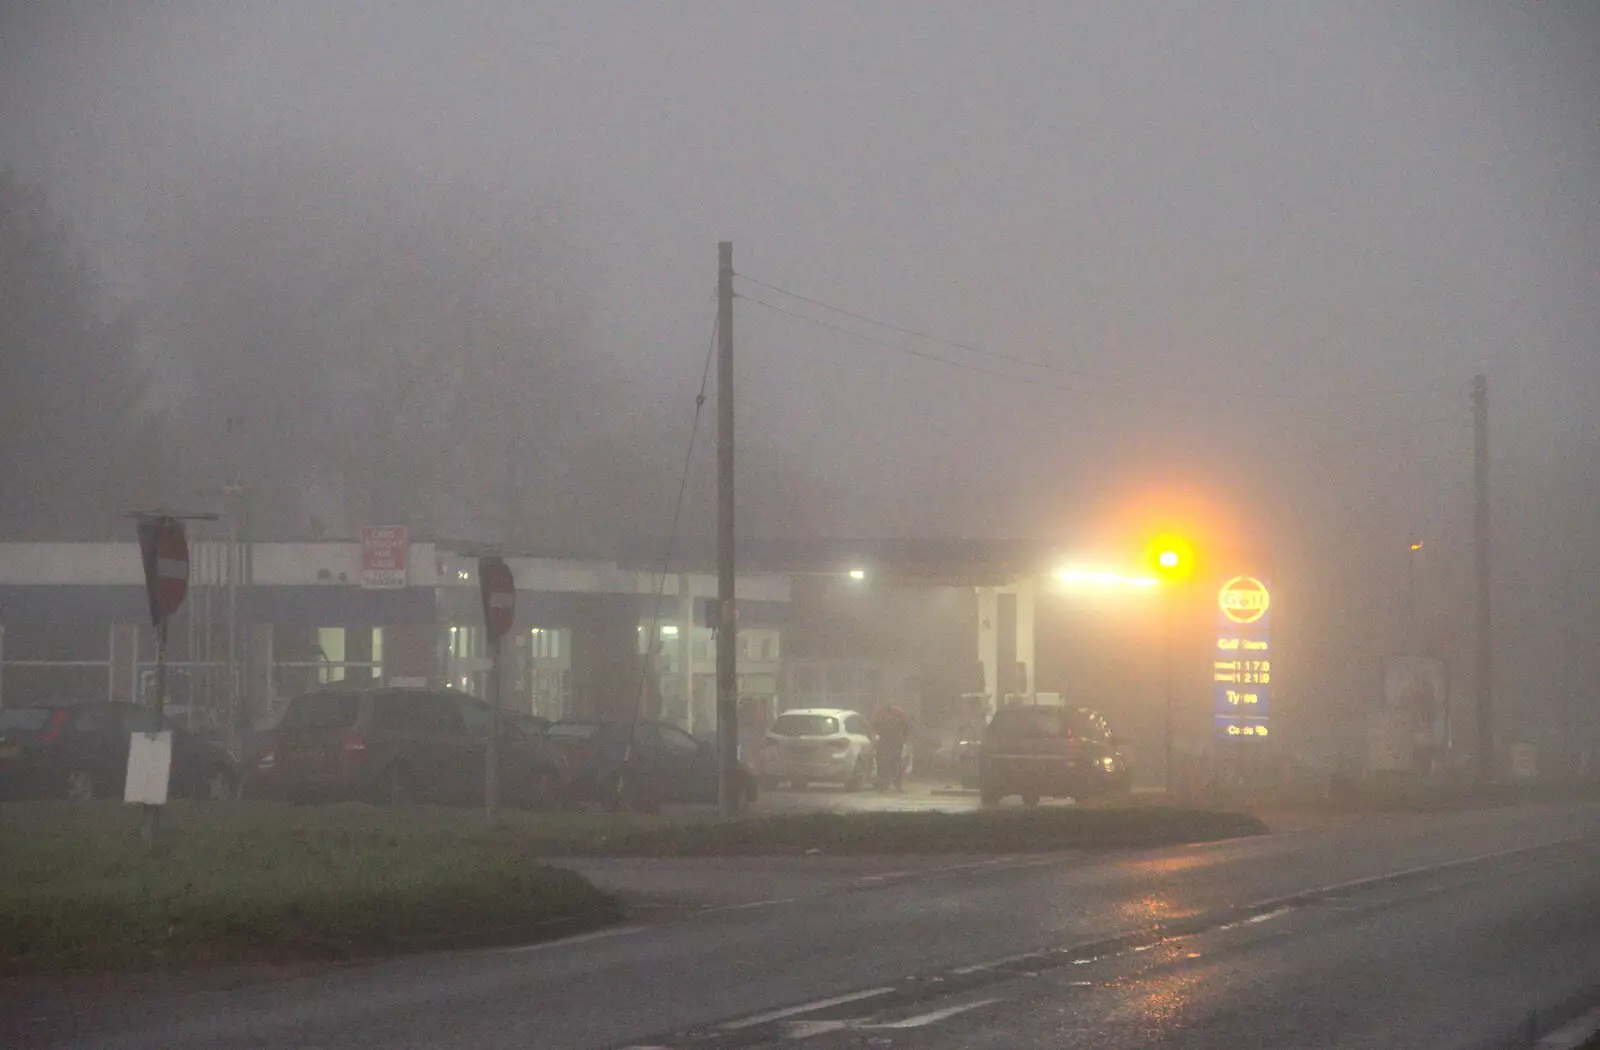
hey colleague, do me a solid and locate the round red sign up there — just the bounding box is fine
[479,557,516,641]
[138,517,189,622]
[153,523,189,617]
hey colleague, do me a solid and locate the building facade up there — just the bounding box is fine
[0,540,789,747]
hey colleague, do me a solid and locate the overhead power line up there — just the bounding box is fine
[739,291,1475,438]
[635,311,718,718]
[736,272,1054,372]
[736,271,1451,404]
[737,293,1134,402]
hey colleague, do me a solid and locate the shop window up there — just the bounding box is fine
[317,627,345,683]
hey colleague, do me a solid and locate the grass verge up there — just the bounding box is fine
[0,801,1262,973]
[0,802,619,976]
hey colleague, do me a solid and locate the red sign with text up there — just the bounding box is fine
[360,526,409,589]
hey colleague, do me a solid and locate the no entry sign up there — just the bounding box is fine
[478,557,516,642]
[137,517,189,624]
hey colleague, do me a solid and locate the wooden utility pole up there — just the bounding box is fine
[485,633,502,819]
[1472,374,1494,782]
[716,241,740,817]
[478,556,516,823]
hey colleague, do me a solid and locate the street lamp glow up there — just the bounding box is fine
[847,568,867,581]
[1145,532,1196,582]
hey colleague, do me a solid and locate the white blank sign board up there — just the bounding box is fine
[125,731,173,805]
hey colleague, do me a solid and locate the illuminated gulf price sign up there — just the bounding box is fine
[1214,575,1271,739]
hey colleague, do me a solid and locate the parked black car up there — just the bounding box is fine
[508,713,552,737]
[543,719,758,813]
[979,704,1133,806]
[0,701,239,802]
[243,687,563,808]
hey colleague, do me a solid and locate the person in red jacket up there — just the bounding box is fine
[871,702,912,792]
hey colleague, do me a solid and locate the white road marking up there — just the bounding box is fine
[775,999,1004,1038]
[490,925,644,954]
[782,1019,854,1038]
[1246,907,1292,924]
[863,999,1001,1029]
[951,949,1047,974]
[854,854,1073,887]
[706,897,801,912]
[912,857,1069,884]
[1536,1004,1600,1049]
[720,986,896,1029]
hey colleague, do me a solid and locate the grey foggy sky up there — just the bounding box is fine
[4,2,1599,741]
[1,0,1596,554]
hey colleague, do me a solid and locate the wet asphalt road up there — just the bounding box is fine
[8,801,1600,1049]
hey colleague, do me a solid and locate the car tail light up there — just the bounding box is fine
[342,733,367,754]
[828,738,851,752]
[39,709,70,744]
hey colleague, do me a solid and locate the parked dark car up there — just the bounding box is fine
[0,701,239,802]
[543,719,758,813]
[508,713,552,737]
[979,704,1133,806]
[243,687,562,808]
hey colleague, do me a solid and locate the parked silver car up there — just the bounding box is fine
[760,708,876,790]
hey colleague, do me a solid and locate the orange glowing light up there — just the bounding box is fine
[1145,533,1196,581]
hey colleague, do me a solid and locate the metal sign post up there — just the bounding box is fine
[131,513,202,847]
[479,557,516,823]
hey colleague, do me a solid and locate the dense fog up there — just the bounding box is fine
[1,2,1595,756]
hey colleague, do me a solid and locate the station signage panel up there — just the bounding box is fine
[1213,575,1271,739]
